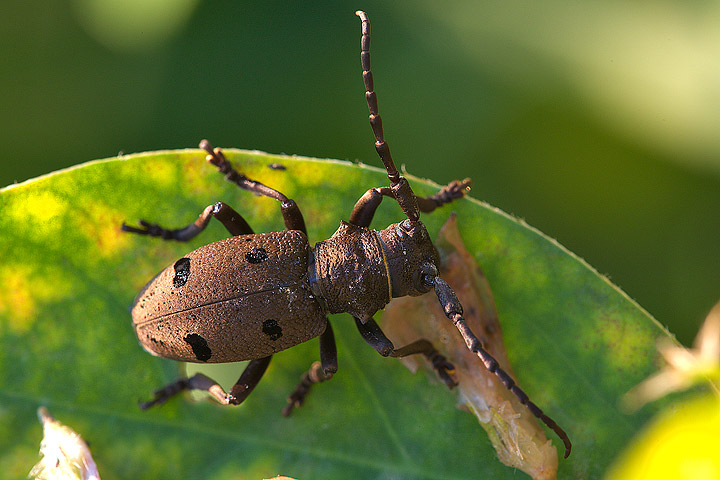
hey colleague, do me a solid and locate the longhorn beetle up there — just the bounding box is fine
[123,11,571,458]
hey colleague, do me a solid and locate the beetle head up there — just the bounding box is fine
[378,219,440,298]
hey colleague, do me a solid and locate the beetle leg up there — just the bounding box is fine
[282,361,333,417]
[390,340,458,388]
[349,179,472,228]
[318,321,338,375]
[348,187,391,228]
[139,373,225,409]
[227,355,273,404]
[428,274,573,458]
[122,201,253,241]
[354,316,458,388]
[415,178,472,214]
[283,321,337,416]
[139,377,191,409]
[139,356,272,409]
[200,140,307,235]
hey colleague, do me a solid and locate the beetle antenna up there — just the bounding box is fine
[356,11,420,222]
[429,274,573,458]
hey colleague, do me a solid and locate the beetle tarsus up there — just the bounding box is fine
[355,317,459,388]
[425,350,459,388]
[122,220,173,239]
[122,218,205,242]
[139,378,190,410]
[417,178,473,213]
[200,139,229,171]
[282,361,333,417]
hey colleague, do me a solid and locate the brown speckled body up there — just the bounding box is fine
[121,11,571,456]
[132,230,327,363]
[132,220,439,364]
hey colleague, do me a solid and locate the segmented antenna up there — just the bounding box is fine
[431,275,572,458]
[356,11,420,222]
[356,9,572,458]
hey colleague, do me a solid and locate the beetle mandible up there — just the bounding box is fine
[123,11,571,458]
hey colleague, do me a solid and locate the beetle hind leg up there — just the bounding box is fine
[139,377,192,410]
[139,356,272,409]
[226,355,273,404]
[139,373,226,409]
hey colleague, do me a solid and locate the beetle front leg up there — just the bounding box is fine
[415,178,472,214]
[123,201,254,241]
[140,355,272,409]
[349,179,472,229]
[354,317,457,388]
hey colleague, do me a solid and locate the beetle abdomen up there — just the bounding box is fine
[132,230,327,363]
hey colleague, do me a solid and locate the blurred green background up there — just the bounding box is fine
[2,0,718,345]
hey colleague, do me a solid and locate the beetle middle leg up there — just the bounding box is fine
[140,355,273,409]
[123,201,253,240]
[283,321,338,416]
[354,317,458,388]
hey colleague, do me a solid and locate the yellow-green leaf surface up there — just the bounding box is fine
[1,149,671,479]
[606,395,720,480]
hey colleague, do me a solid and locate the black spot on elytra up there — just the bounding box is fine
[245,247,268,264]
[173,258,191,288]
[262,319,283,341]
[184,333,212,361]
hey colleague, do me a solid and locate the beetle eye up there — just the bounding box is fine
[414,261,438,293]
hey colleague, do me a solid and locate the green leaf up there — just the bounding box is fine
[0,148,673,479]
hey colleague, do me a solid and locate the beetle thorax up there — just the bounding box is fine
[309,219,439,322]
[310,221,391,322]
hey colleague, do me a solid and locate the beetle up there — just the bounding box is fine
[122,11,571,458]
